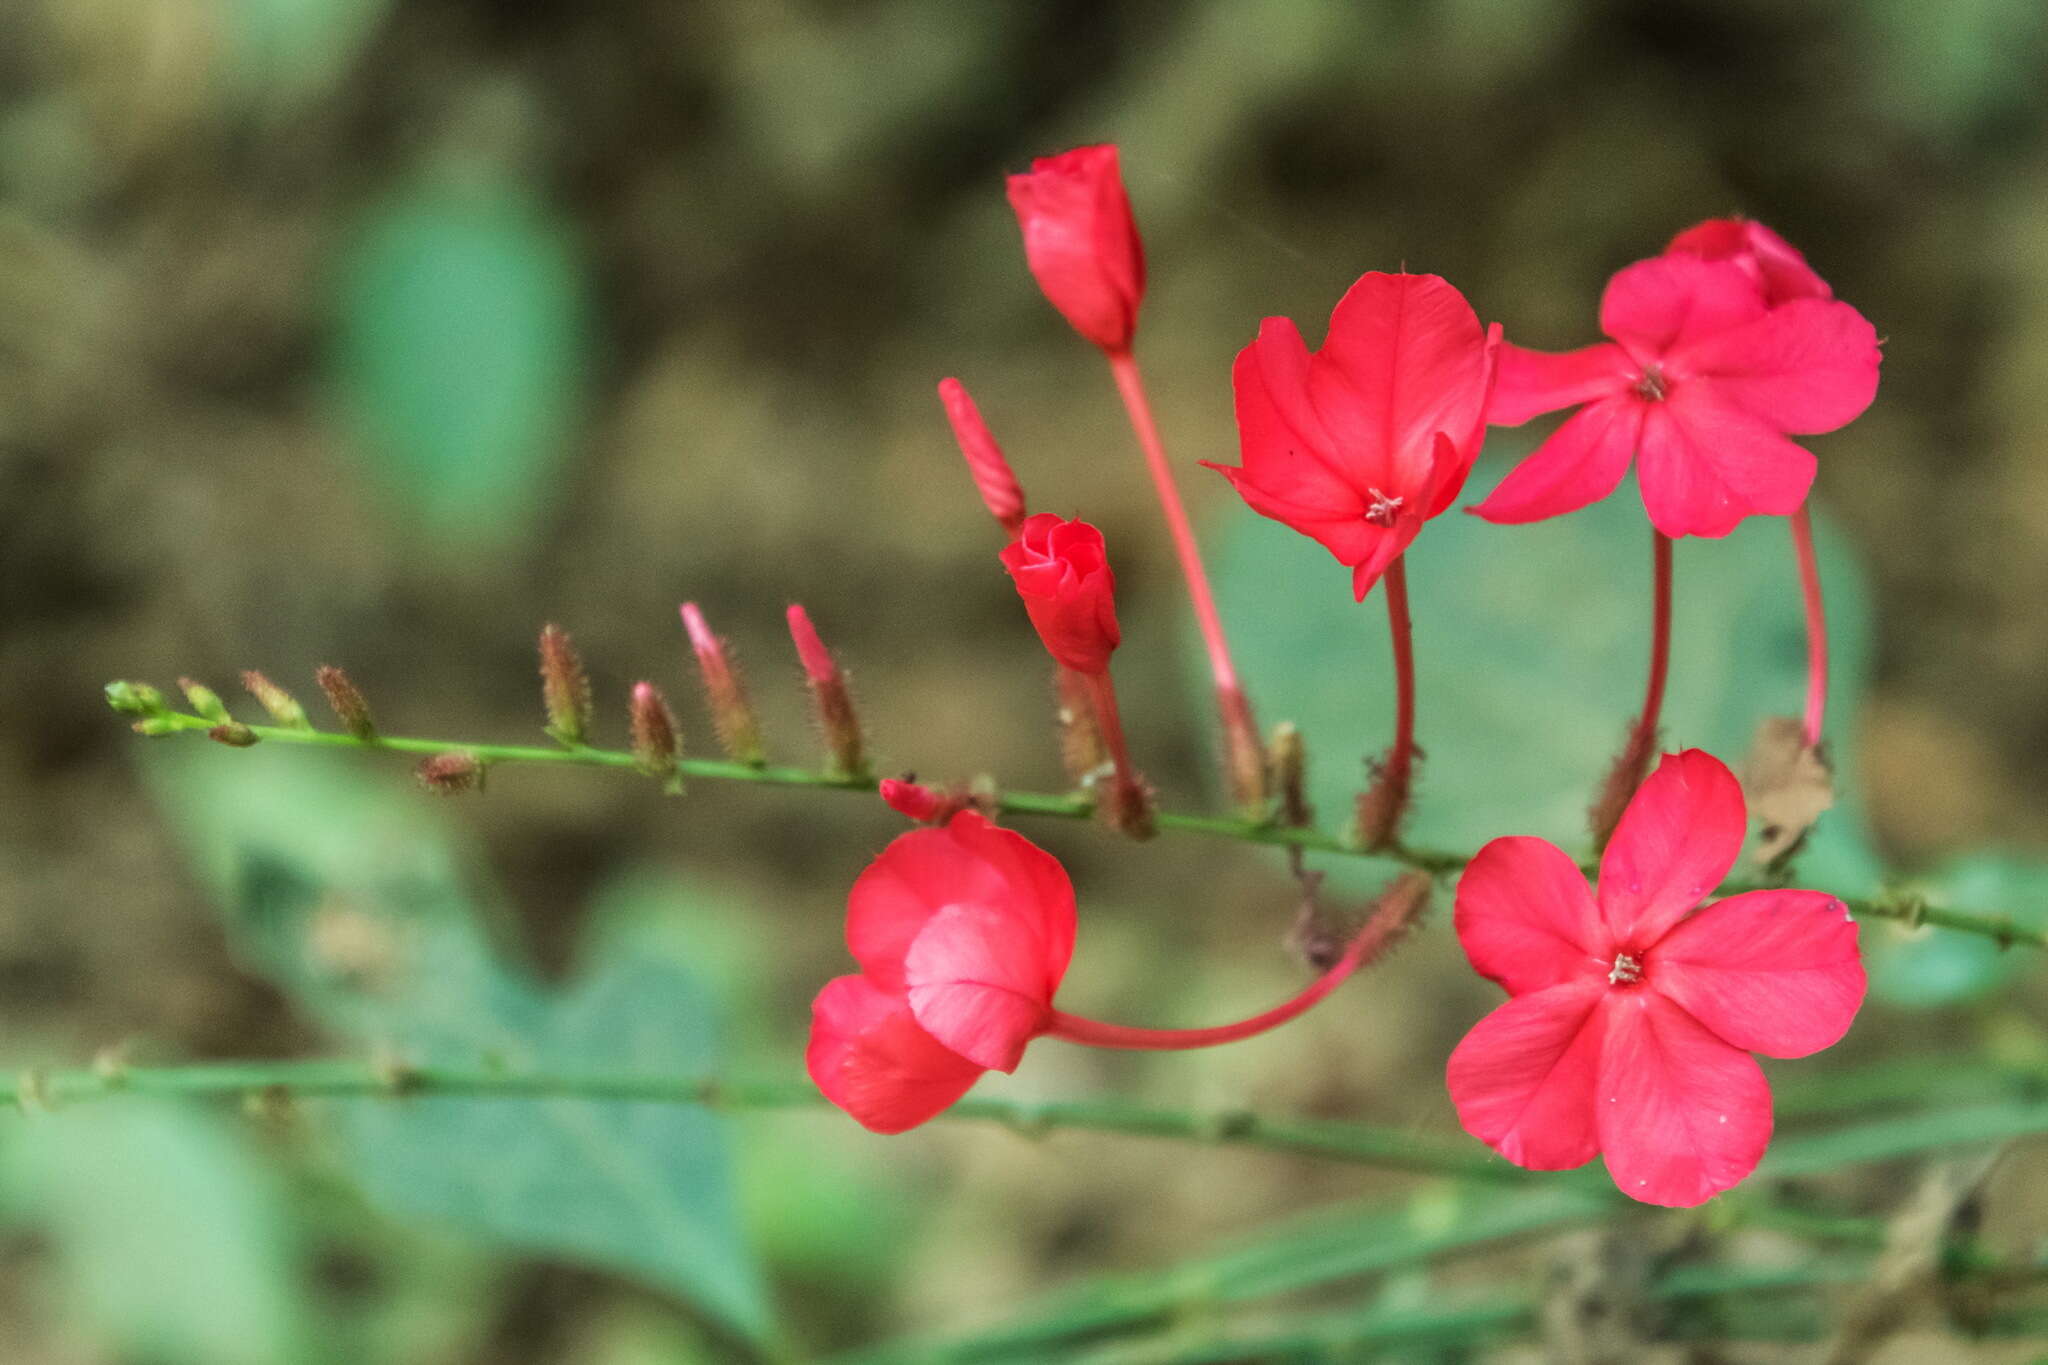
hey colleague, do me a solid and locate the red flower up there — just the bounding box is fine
[1006,145,1145,353]
[1665,217,1830,306]
[1205,273,1499,600]
[1445,750,1865,1207]
[807,812,1075,1134]
[1474,252,1879,538]
[999,513,1121,674]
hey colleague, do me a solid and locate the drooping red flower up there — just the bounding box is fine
[807,811,1075,1133]
[1006,145,1145,354]
[1665,217,1830,306]
[999,513,1121,674]
[1445,750,1865,1207]
[1205,273,1499,600]
[1473,253,1880,538]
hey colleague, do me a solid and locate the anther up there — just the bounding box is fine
[1632,367,1668,402]
[1608,952,1643,985]
[1364,487,1405,528]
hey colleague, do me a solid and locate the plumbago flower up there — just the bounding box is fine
[1206,272,1500,600]
[1474,239,1880,538]
[999,513,1121,674]
[1446,750,1865,1206]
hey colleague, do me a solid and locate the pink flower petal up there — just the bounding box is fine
[1446,979,1607,1171]
[1598,750,1746,948]
[1486,342,1632,427]
[1597,990,1772,1206]
[1455,836,1610,994]
[807,975,985,1134]
[1238,315,1342,457]
[1600,256,1768,362]
[1634,388,1816,539]
[1311,273,1490,492]
[1469,396,1643,525]
[1650,890,1865,1058]
[904,903,1056,1072]
[1672,298,1881,435]
[1666,218,1831,305]
[1347,519,1423,601]
[942,811,1077,993]
[1206,462,1385,568]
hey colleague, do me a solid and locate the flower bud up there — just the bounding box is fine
[316,666,376,740]
[179,678,230,723]
[1006,144,1145,353]
[629,681,683,792]
[878,777,945,823]
[1269,722,1312,829]
[415,751,482,795]
[937,379,1026,536]
[104,681,167,718]
[240,671,310,731]
[208,722,258,747]
[999,513,1120,675]
[787,605,867,779]
[538,624,592,747]
[680,603,764,765]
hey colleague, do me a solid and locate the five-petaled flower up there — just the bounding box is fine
[1007,145,1146,354]
[1206,272,1500,600]
[1445,749,1865,1207]
[999,513,1122,674]
[807,811,1075,1134]
[1473,245,1880,538]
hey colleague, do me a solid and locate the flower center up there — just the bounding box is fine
[1607,952,1644,986]
[1364,487,1404,528]
[1632,367,1668,402]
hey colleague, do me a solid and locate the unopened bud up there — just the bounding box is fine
[1053,667,1105,785]
[415,751,482,795]
[879,777,945,823]
[240,671,310,731]
[938,378,1027,536]
[208,722,258,747]
[629,681,683,792]
[316,666,376,740]
[179,678,230,723]
[1269,722,1312,828]
[538,624,592,747]
[104,681,167,718]
[681,603,764,765]
[786,605,867,779]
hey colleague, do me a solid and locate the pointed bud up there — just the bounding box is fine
[1006,144,1145,353]
[630,681,683,792]
[1269,722,1312,828]
[681,603,764,765]
[179,678,230,723]
[879,777,945,823]
[415,751,482,795]
[1053,666,1105,785]
[316,666,376,740]
[538,624,592,748]
[240,671,311,731]
[786,605,867,779]
[208,722,258,747]
[104,681,167,718]
[937,379,1027,536]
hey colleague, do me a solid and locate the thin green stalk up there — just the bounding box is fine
[128,709,2045,948]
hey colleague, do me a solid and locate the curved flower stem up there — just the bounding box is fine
[1791,505,1829,748]
[122,709,2047,949]
[1106,347,1265,814]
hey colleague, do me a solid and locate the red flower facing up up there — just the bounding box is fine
[1006,145,1146,354]
[1206,273,1500,600]
[1665,217,1830,307]
[1474,250,1880,538]
[1446,750,1865,1207]
[808,812,1076,1134]
[999,513,1121,674]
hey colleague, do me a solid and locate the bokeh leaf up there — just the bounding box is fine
[331,173,589,546]
[144,745,771,1344]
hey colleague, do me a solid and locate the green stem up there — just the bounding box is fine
[130,710,2045,950]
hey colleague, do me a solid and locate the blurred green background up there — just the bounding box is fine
[5,0,2048,1360]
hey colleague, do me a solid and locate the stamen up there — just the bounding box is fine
[1632,367,1668,402]
[1608,952,1643,985]
[1365,487,1404,528]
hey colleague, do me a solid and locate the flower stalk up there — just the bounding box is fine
[1355,556,1418,850]
[1590,530,1674,849]
[1791,505,1829,749]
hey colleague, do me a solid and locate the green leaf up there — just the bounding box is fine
[144,745,772,1345]
[1203,471,1883,895]
[2,1102,311,1365]
[1865,853,2048,1007]
[332,173,589,547]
